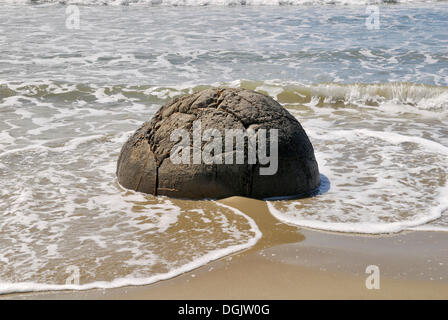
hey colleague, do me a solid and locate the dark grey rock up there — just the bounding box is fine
[117,88,320,199]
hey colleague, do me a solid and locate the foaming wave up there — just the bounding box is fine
[0,201,261,294]
[252,81,448,115]
[2,80,447,115]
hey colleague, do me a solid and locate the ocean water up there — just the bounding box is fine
[0,0,447,293]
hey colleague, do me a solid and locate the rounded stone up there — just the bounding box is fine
[116,88,320,199]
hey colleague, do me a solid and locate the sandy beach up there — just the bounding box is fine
[3,196,447,300]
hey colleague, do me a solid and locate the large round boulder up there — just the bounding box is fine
[117,88,320,199]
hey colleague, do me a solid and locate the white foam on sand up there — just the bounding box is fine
[0,193,261,294]
[0,204,261,294]
[267,128,448,234]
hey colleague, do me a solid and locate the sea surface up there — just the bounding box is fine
[0,0,447,293]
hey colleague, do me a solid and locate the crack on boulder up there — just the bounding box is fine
[117,88,320,199]
[134,144,152,192]
[145,89,270,198]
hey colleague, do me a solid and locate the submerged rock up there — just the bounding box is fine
[117,88,320,199]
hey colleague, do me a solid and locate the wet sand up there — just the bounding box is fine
[3,196,448,300]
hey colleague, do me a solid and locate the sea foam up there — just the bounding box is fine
[267,128,448,234]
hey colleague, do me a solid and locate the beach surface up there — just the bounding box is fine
[4,197,448,300]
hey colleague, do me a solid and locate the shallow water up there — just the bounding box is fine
[0,1,447,293]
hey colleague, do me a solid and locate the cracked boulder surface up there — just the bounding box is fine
[116,88,320,199]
